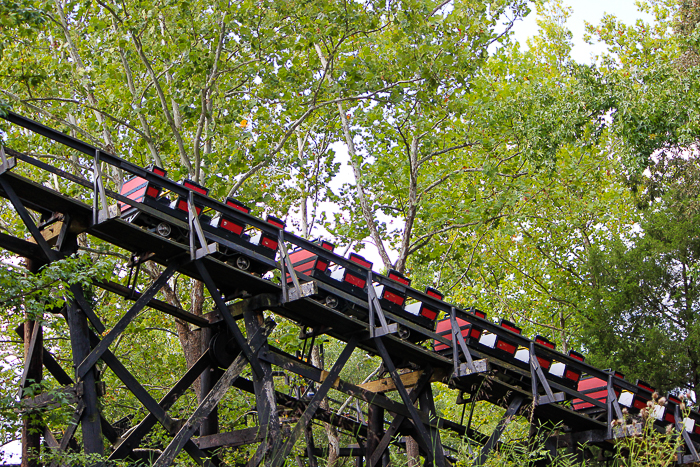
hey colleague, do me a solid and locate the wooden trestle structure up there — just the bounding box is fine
[1,111,700,466]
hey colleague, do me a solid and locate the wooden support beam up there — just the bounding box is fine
[14,323,118,444]
[420,384,448,467]
[367,368,434,467]
[244,307,281,463]
[305,424,318,467]
[200,316,221,438]
[366,403,384,467]
[91,332,214,465]
[109,353,211,460]
[152,321,275,467]
[20,315,42,467]
[77,257,185,379]
[357,368,447,394]
[66,301,104,457]
[195,260,267,378]
[195,426,268,450]
[373,337,435,464]
[268,337,358,467]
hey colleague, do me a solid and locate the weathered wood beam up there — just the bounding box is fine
[268,337,358,467]
[195,426,268,450]
[152,320,275,467]
[357,368,448,394]
[21,384,81,411]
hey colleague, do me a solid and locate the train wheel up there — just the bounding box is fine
[397,325,411,340]
[156,222,171,237]
[324,295,339,309]
[235,256,251,271]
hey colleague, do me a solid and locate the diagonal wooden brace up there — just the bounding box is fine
[85,331,213,465]
[373,337,437,464]
[367,367,434,467]
[268,337,358,467]
[195,260,265,378]
[474,395,524,466]
[152,320,276,467]
[77,257,185,379]
[109,353,211,460]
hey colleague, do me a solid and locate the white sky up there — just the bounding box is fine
[512,0,654,63]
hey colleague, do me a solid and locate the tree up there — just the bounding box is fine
[581,156,700,395]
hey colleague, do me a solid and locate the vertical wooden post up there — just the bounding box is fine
[366,405,384,467]
[21,257,43,467]
[243,308,280,453]
[66,300,103,457]
[200,316,221,436]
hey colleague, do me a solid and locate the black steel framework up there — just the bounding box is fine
[1,111,699,466]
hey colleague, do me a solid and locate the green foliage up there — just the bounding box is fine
[581,156,700,393]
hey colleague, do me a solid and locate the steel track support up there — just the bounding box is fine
[605,374,624,439]
[268,337,358,467]
[473,395,524,466]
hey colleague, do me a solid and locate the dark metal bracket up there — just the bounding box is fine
[675,405,700,464]
[451,307,476,376]
[606,373,625,439]
[0,146,17,174]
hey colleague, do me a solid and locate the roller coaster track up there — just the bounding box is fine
[1,111,698,466]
